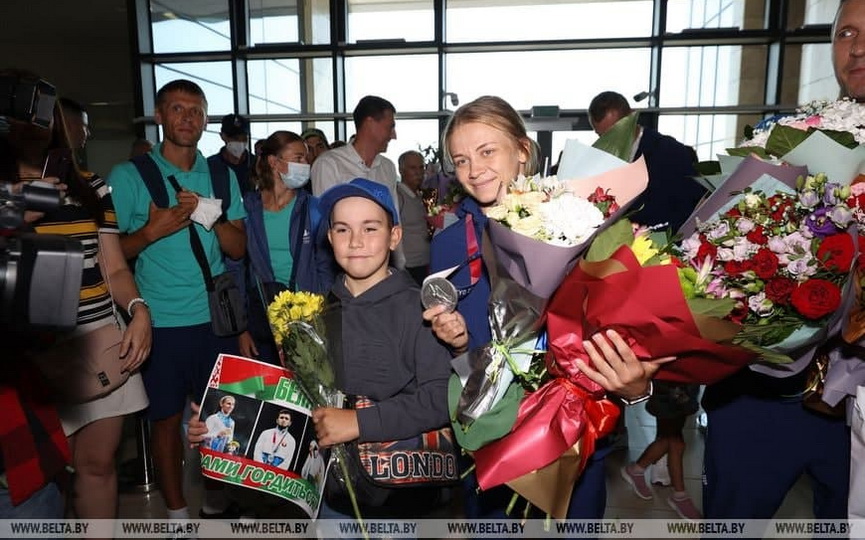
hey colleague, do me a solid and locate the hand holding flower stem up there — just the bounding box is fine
[268,292,368,539]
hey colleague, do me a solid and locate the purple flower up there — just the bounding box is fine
[799,190,821,209]
[805,207,841,237]
[823,183,842,206]
[768,236,787,253]
[829,206,854,229]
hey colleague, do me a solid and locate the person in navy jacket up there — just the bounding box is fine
[234,131,334,364]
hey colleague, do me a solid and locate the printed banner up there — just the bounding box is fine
[199,354,328,518]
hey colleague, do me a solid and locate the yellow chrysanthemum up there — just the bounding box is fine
[630,233,670,265]
[267,290,327,344]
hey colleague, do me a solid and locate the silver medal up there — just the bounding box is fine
[421,276,458,313]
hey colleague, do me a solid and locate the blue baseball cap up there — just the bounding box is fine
[320,178,400,225]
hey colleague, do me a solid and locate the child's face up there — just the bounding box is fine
[328,196,402,294]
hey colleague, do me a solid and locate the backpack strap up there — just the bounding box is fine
[130,154,169,208]
[132,153,231,216]
[206,155,231,216]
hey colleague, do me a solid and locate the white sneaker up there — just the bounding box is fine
[650,455,671,486]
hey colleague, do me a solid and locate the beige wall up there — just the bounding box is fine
[0,0,138,176]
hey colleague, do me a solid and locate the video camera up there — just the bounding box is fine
[0,74,56,129]
[1,75,84,331]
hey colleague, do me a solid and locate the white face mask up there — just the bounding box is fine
[226,141,247,159]
[280,162,311,189]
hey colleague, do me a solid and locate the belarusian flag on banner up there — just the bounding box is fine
[211,354,291,400]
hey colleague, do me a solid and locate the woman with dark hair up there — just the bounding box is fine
[0,68,150,520]
[234,130,333,364]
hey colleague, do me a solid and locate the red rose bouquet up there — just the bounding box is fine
[676,171,858,364]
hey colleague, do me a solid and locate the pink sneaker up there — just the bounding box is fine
[620,464,653,500]
[667,494,702,521]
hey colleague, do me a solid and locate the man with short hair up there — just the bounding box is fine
[253,410,297,471]
[588,91,706,233]
[301,128,330,166]
[397,150,430,285]
[107,79,247,521]
[311,95,397,199]
[700,5,862,520]
[836,3,865,521]
[311,95,404,267]
[834,0,865,101]
[210,113,252,193]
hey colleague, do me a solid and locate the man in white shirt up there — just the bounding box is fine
[311,95,397,198]
[312,95,405,267]
[253,410,296,471]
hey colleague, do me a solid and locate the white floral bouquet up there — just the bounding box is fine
[485,174,612,247]
[450,142,649,519]
[741,98,865,151]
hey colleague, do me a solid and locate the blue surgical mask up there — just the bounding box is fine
[280,162,310,189]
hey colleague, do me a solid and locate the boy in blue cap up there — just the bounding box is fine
[187,178,452,519]
[314,177,452,517]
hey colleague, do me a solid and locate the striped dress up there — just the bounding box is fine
[34,172,149,435]
[33,172,117,328]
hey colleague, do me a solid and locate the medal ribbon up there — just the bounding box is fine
[464,213,482,287]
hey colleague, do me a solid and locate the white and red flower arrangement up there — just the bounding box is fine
[676,173,859,362]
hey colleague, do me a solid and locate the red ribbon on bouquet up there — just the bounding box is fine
[472,377,619,491]
[546,246,755,386]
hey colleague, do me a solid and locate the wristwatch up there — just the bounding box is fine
[619,381,653,406]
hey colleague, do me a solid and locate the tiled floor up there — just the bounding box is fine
[116,401,815,522]
[604,403,814,521]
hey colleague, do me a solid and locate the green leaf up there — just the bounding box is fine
[732,339,794,365]
[726,146,770,159]
[694,160,721,176]
[736,317,800,345]
[648,230,671,247]
[585,219,634,262]
[765,125,812,157]
[686,297,737,319]
[592,112,639,161]
[819,128,859,149]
